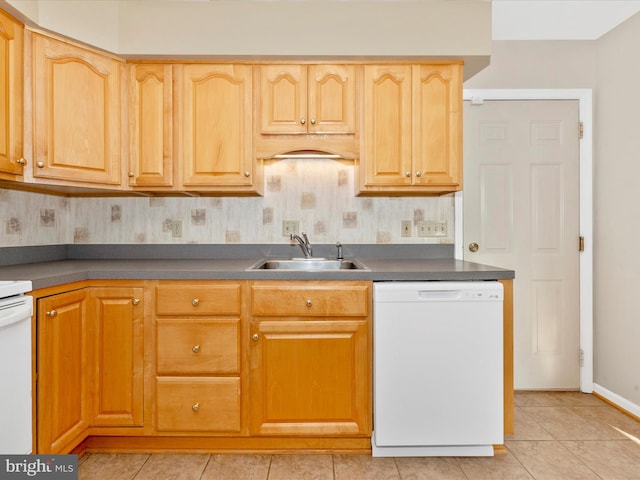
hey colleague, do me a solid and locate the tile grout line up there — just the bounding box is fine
[130,454,152,480]
[554,440,607,480]
[197,454,213,480]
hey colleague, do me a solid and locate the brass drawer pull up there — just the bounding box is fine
[132,298,140,306]
[192,402,200,412]
[46,309,57,317]
[306,299,312,307]
[192,345,200,353]
[192,298,199,306]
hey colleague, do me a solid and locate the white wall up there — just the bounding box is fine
[5,0,491,78]
[593,12,640,406]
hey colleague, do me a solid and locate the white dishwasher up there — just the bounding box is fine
[372,281,503,457]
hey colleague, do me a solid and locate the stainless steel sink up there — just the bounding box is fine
[247,258,369,271]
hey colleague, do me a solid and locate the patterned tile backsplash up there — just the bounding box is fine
[0,159,455,247]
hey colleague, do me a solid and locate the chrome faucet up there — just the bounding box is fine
[290,233,313,258]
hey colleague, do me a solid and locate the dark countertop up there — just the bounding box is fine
[0,257,514,291]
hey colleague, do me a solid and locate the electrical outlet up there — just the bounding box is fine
[401,220,412,237]
[171,220,182,238]
[282,220,299,236]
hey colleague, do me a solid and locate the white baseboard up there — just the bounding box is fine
[593,383,640,418]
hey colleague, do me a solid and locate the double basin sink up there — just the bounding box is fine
[247,258,369,271]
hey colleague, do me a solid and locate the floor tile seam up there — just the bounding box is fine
[516,405,557,440]
[502,443,540,480]
[553,440,607,480]
[130,454,152,480]
[554,440,617,480]
[330,453,336,480]
[265,454,273,480]
[450,457,472,480]
[195,454,213,480]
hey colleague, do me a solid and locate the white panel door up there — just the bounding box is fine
[464,100,580,389]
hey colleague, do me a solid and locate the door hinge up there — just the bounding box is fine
[579,121,584,139]
[579,349,585,367]
[579,236,585,252]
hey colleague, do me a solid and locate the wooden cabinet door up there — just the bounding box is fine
[0,9,24,176]
[250,320,370,436]
[88,287,144,427]
[32,34,121,186]
[178,64,254,188]
[259,65,307,134]
[308,65,356,134]
[361,65,412,187]
[37,289,90,454]
[259,64,356,135]
[128,64,173,188]
[412,64,462,188]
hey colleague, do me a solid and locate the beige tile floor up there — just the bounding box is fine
[78,392,640,480]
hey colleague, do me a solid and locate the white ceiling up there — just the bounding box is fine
[492,0,640,40]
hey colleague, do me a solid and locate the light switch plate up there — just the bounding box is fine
[401,220,412,237]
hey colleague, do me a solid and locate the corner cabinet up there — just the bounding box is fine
[37,289,90,454]
[357,63,463,195]
[0,9,25,178]
[31,33,122,188]
[176,64,261,194]
[36,284,146,454]
[249,281,371,436]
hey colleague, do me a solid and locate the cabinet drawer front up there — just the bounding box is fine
[157,319,239,375]
[156,377,240,432]
[251,284,369,317]
[156,284,240,316]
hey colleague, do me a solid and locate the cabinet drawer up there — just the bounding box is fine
[156,284,240,316]
[156,377,240,432]
[156,319,239,375]
[251,283,370,317]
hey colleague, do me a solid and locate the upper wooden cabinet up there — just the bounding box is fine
[176,64,259,193]
[127,63,173,189]
[259,65,356,135]
[0,9,24,177]
[31,33,123,187]
[358,63,462,195]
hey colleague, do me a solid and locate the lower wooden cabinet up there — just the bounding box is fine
[155,377,241,432]
[36,284,145,453]
[153,281,244,435]
[249,281,372,436]
[37,289,90,454]
[88,287,144,427]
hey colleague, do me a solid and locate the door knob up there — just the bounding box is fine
[468,242,479,253]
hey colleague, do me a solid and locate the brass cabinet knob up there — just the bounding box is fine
[300,118,306,125]
[128,172,135,178]
[244,171,250,177]
[310,118,316,125]
[252,333,259,342]
[132,298,140,306]
[192,402,200,412]
[468,242,479,253]
[405,172,411,177]
[306,299,312,307]
[46,309,57,317]
[192,298,199,306]
[192,345,200,353]
[16,157,26,165]
[415,171,422,177]
[36,161,45,168]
